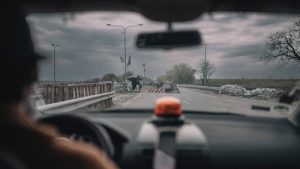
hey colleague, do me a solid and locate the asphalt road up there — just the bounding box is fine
[114,87,293,117]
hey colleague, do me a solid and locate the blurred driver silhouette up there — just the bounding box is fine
[0,2,118,169]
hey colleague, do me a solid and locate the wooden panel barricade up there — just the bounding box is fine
[40,82,113,104]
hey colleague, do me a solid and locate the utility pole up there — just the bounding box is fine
[202,43,207,85]
[123,29,127,79]
[106,24,143,82]
[51,43,59,103]
[204,44,207,63]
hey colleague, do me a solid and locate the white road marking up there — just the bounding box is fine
[182,100,190,105]
[123,93,144,106]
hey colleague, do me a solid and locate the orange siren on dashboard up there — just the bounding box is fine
[155,97,183,117]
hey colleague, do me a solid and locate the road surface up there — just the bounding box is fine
[113,87,293,117]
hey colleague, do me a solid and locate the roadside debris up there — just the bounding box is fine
[219,84,282,99]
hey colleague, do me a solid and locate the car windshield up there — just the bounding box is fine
[27,12,300,117]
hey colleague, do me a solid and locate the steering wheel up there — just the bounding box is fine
[38,114,114,158]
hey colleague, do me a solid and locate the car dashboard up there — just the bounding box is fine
[46,111,300,169]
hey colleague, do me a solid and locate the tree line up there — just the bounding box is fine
[86,71,154,84]
[157,60,216,85]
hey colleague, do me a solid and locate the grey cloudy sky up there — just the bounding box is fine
[26,12,300,81]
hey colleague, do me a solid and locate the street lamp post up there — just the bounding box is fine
[51,43,59,103]
[106,24,143,81]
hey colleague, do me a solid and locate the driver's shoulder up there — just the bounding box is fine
[0,119,58,146]
[0,119,118,169]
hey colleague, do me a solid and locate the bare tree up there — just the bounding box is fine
[163,64,195,84]
[196,60,216,85]
[264,20,300,65]
[101,73,118,82]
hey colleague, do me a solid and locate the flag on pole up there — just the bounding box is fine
[127,55,131,66]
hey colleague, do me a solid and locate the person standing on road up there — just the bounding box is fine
[128,75,142,91]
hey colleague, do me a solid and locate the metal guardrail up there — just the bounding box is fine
[177,84,220,92]
[36,91,115,114]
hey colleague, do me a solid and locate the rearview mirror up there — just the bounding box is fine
[136,30,201,49]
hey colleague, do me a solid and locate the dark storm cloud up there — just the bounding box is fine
[198,13,250,24]
[221,43,264,59]
[27,12,300,80]
[27,14,128,80]
[28,16,123,52]
[213,58,300,79]
[251,14,298,27]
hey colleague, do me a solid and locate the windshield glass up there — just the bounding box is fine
[27,12,300,116]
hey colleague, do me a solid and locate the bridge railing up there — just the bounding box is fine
[36,91,115,114]
[41,82,113,104]
[32,82,114,114]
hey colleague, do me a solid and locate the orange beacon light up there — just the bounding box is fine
[155,97,183,117]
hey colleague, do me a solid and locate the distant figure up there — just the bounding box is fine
[121,82,128,92]
[128,75,142,91]
[155,82,163,89]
